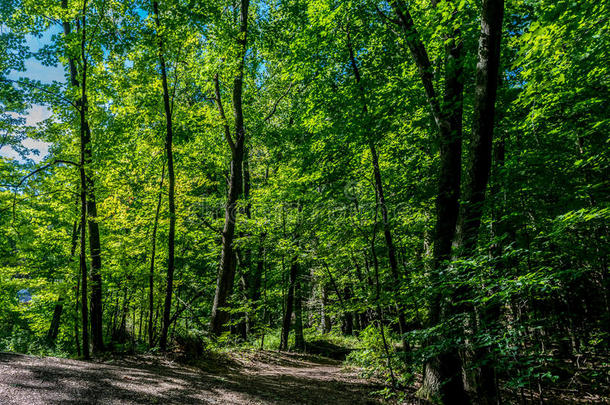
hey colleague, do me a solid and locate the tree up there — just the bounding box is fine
[152,0,177,353]
[210,0,250,336]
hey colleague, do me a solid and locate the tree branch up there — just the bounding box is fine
[213,73,235,153]
[263,81,293,123]
[0,78,79,110]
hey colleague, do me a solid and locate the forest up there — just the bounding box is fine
[0,0,608,403]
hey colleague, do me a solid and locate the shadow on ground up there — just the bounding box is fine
[0,351,387,404]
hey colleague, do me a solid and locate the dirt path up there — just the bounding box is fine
[0,351,388,404]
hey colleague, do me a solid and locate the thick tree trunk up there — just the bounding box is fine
[152,0,176,352]
[454,0,505,255]
[422,31,465,401]
[454,1,505,403]
[149,162,165,348]
[210,142,244,335]
[389,1,467,402]
[210,0,250,335]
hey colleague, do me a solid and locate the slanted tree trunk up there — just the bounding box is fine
[149,162,165,348]
[345,27,409,354]
[210,0,250,335]
[152,0,177,352]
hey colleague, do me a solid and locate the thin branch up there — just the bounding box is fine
[169,42,185,117]
[14,159,79,189]
[213,73,235,152]
[201,217,222,235]
[375,5,400,26]
[263,81,294,123]
[322,261,346,309]
[0,78,79,110]
[12,159,79,220]
[86,1,106,55]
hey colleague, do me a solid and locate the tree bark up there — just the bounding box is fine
[152,0,176,352]
[61,0,104,355]
[79,0,104,353]
[210,0,250,335]
[454,0,504,255]
[79,159,89,359]
[74,261,81,357]
[149,162,165,347]
[390,1,467,402]
[280,258,299,351]
[454,1,505,403]
[294,274,305,351]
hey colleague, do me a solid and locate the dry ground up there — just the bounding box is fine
[0,351,388,404]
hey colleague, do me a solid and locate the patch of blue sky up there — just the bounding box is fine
[1,28,63,163]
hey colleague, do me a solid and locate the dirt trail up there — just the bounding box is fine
[0,351,388,404]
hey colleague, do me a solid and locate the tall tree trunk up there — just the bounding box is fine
[247,237,265,335]
[294,274,305,351]
[454,1,505,403]
[389,1,466,402]
[341,286,354,336]
[62,0,104,356]
[74,261,81,357]
[79,160,89,359]
[149,162,165,347]
[280,258,299,350]
[79,0,103,353]
[237,148,252,338]
[320,284,331,333]
[152,0,176,352]
[454,0,505,256]
[210,0,250,335]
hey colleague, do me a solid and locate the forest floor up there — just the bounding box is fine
[0,350,389,404]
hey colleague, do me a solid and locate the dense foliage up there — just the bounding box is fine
[1,0,608,403]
